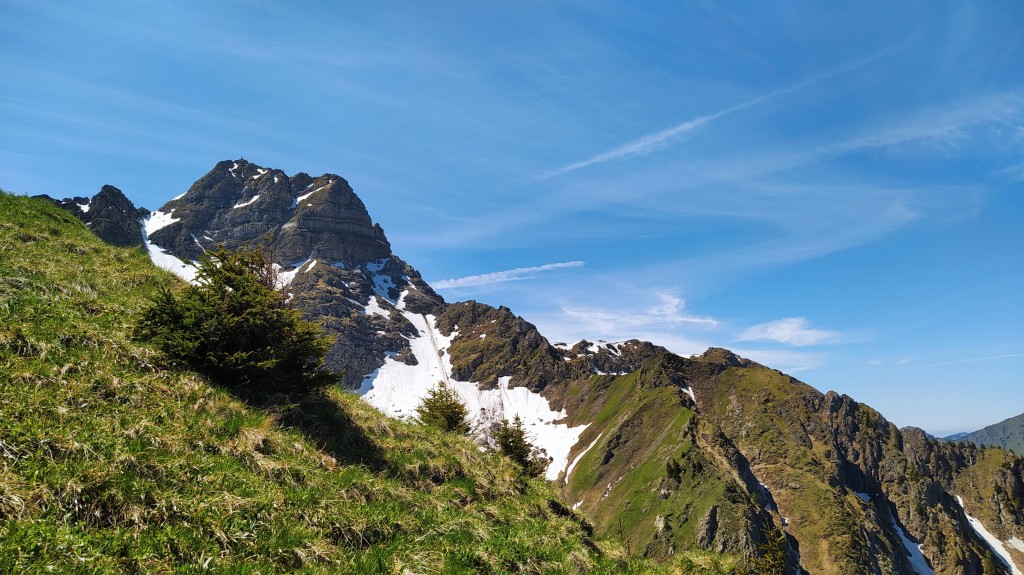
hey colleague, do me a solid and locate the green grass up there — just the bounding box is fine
[558,366,761,566]
[0,192,748,574]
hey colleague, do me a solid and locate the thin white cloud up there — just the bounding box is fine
[911,352,1024,369]
[539,51,891,180]
[432,261,584,289]
[561,291,718,335]
[730,348,827,373]
[737,317,843,346]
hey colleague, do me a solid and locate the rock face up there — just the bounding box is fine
[148,160,393,266]
[42,185,148,248]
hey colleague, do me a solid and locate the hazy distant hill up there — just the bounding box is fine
[966,413,1024,455]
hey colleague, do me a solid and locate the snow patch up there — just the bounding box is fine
[77,200,90,213]
[364,296,390,318]
[366,259,397,301]
[855,492,872,503]
[1009,537,1024,553]
[564,435,601,483]
[251,168,267,180]
[358,304,587,480]
[957,496,1023,575]
[889,513,934,575]
[294,182,330,206]
[274,258,315,289]
[572,500,584,511]
[142,211,196,282]
[232,195,260,209]
[145,209,179,235]
[681,385,697,406]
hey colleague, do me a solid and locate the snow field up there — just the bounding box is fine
[358,294,589,481]
[957,495,1023,575]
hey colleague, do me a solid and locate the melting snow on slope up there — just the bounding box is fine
[364,295,390,318]
[274,258,315,289]
[77,200,91,213]
[358,297,588,480]
[564,435,602,483]
[366,259,397,301]
[145,209,179,234]
[957,496,1023,575]
[232,195,260,209]
[681,385,697,406]
[142,211,196,282]
[293,182,330,207]
[889,514,935,575]
[1010,537,1024,553]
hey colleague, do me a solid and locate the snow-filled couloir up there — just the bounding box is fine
[357,290,588,481]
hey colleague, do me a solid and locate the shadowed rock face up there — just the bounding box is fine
[149,159,392,266]
[43,185,149,248]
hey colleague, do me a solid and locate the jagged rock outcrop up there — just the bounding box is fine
[40,185,148,248]
[149,159,394,266]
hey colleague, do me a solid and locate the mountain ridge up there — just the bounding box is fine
[964,413,1024,456]
[44,159,1024,574]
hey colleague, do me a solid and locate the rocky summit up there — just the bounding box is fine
[41,184,149,248]
[49,160,1024,574]
[142,159,446,387]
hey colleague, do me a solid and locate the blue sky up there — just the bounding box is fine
[2,1,1021,435]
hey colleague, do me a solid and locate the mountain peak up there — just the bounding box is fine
[697,347,760,368]
[149,159,385,265]
[140,159,442,387]
[42,184,148,248]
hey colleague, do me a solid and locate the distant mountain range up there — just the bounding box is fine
[946,413,1024,456]
[38,159,1024,574]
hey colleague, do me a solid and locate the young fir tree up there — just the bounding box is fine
[493,415,549,478]
[415,381,471,434]
[136,246,338,395]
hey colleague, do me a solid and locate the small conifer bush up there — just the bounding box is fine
[494,415,549,478]
[415,381,471,434]
[136,246,338,394]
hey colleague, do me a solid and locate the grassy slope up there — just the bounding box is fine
[695,362,1024,575]
[558,358,770,569]
[0,193,742,574]
[966,412,1024,456]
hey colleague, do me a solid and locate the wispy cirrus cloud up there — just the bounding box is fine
[911,352,1024,369]
[561,291,717,335]
[432,261,584,289]
[737,317,843,346]
[539,51,891,180]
